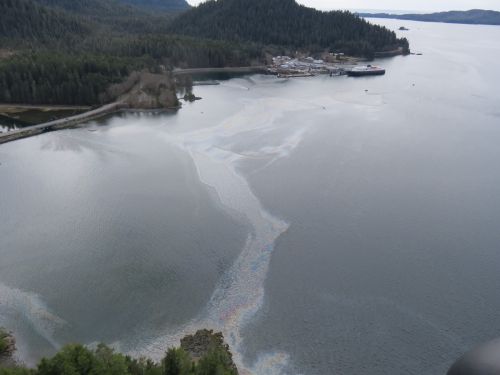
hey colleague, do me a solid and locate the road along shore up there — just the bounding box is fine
[0,102,126,145]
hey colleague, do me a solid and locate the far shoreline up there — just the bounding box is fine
[0,54,404,145]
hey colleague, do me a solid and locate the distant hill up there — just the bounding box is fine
[117,0,190,12]
[359,9,500,26]
[169,0,409,57]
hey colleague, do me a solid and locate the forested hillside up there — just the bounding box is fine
[0,0,410,106]
[170,0,409,57]
[0,0,263,105]
[33,0,175,35]
[0,53,139,105]
[0,36,262,105]
[0,0,172,48]
[0,0,89,47]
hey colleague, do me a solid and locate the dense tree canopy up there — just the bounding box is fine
[0,0,89,48]
[170,0,410,57]
[0,34,263,105]
[0,343,237,375]
[0,53,141,105]
[0,0,266,105]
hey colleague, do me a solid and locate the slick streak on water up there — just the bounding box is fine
[0,283,66,363]
[123,97,318,374]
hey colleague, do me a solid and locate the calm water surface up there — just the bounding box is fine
[1,19,500,374]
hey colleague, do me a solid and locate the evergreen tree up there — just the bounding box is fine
[163,348,192,375]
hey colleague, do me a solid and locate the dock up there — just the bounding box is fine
[269,55,356,77]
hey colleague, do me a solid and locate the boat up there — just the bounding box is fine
[347,65,386,77]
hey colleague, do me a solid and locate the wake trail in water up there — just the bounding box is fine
[127,97,318,374]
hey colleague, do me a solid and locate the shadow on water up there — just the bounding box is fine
[190,72,258,82]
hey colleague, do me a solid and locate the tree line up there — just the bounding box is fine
[0,343,237,375]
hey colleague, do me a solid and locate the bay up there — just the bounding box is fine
[1,18,500,375]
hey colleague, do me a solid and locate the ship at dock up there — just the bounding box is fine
[347,65,386,77]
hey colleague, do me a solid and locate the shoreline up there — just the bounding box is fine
[0,68,267,145]
[0,102,126,145]
[0,103,182,145]
[0,56,395,145]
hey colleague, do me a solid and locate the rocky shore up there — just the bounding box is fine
[181,329,238,373]
[121,72,179,110]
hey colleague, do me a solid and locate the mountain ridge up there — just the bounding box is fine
[359,9,500,26]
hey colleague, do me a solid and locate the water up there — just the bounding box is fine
[1,19,500,374]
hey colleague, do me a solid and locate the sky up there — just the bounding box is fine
[185,0,500,12]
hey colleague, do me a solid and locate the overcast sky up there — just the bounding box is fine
[186,0,500,12]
